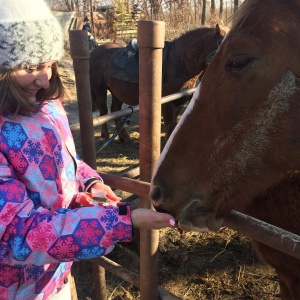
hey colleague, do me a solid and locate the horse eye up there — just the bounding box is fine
[225,56,255,72]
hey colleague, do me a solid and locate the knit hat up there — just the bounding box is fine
[0,0,64,69]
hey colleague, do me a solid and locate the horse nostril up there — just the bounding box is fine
[149,185,161,202]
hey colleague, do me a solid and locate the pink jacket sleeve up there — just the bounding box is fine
[75,156,103,191]
[0,152,132,267]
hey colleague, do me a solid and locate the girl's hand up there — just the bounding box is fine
[91,182,122,202]
[131,208,177,229]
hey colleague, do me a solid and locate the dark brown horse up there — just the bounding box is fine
[89,25,226,143]
[150,0,300,298]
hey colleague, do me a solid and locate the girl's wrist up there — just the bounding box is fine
[84,177,103,192]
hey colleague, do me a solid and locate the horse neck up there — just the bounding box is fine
[163,38,205,83]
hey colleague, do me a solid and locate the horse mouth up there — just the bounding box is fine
[151,187,223,232]
[175,199,223,232]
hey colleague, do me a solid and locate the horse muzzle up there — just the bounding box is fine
[150,184,223,232]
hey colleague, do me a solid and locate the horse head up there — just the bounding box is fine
[150,0,300,232]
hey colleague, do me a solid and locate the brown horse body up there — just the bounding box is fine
[150,0,300,298]
[89,26,226,143]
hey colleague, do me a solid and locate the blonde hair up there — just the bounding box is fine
[0,62,65,116]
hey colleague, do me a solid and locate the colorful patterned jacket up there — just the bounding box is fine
[0,100,132,299]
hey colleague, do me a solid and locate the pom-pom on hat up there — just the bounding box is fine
[0,0,64,69]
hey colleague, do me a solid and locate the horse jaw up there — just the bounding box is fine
[176,199,223,232]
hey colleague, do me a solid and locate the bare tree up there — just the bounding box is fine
[201,0,206,26]
[234,0,239,12]
[62,0,71,10]
[211,0,215,13]
[219,0,223,18]
[149,0,162,19]
[46,0,81,11]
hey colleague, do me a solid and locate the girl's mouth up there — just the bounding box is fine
[22,88,41,101]
[22,88,40,96]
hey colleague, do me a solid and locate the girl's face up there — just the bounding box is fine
[14,61,55,102]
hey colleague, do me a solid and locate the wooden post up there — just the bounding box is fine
[138,20,165,300]
[69,30,107,300]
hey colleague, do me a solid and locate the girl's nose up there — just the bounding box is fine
[34,68,52,89]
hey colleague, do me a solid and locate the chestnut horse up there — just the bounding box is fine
[150,0,300,298]
[89,25,226,143]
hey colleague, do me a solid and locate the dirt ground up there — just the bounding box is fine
[59,56,280,300]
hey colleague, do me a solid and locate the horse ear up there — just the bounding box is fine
[216,24,220,36]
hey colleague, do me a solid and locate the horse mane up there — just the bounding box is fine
[170,27,214,44]
[161,27,217,80]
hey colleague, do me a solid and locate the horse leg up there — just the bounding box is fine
[174,101,186,128]
[93,88,110,141]
[161,102,176,142]
[110,94,131,143]
[252,241,300,300]
[276,271,300,300]
[278,278,292,300]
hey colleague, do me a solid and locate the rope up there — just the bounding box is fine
[96,106,134,154]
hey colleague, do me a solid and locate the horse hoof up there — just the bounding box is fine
[119,138,131,144]
[100,134,110,141]
[119,136,131,144]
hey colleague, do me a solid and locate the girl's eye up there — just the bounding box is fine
[24,64,54,73]
[225,56,255,72]
[25,66,38,73]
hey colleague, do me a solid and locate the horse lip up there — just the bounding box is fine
[152,196,223,231]
[152,202,173,215]
[150,189,172,211]
[151,198,166,209]
[151,200,160,208]
[176,198,223,232]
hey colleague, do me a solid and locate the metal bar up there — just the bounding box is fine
[138,20,165,300]
[99,172,150,197]
[121,167,140,179]
[69,30,107,300]
[161,87,196,104]
[97,173,300,260]
[94,256,181,300]
[69,88,196,133]
[223,211,300,260]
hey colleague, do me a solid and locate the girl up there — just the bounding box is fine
[0,1,175,299]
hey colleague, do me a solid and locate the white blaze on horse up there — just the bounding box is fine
[150,0,300,298]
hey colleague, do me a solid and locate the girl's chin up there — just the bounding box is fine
[28,96,37,103]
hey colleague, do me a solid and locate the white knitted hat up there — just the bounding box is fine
[0,0,64,69]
